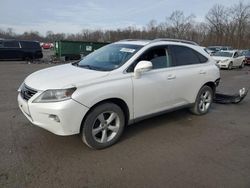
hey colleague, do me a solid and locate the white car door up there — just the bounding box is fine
[167,45,210,106]
[131,46,176,119]
[131,45,210,119]
[233,52,241,66]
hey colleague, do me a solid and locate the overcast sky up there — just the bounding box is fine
[0,0,244,35]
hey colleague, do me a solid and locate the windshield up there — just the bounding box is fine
[207,46,221,51]
[241,50,250,56]
[76,43,142,71]
[213,51,233,57]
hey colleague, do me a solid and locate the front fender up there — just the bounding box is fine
[72,75,134,120]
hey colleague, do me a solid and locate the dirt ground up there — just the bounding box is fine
[0,60,250,188]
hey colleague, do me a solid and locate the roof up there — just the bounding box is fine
[117,38,198,46]
[116,40,151,46]
[220,50,237,53]
[0,39,40,43]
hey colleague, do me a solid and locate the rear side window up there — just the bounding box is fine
[169,45,207,66]
[194,50,208,63]
[0,41,3,48]
[20,41,40,49]
[4,41,20,48]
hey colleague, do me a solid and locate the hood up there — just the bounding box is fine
[24,64,109,90]
[212,56,230,61]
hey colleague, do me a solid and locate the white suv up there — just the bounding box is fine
[18,39,220,149]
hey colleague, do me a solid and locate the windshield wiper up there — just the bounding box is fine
[72,61,82,67]
[78,64,96,70]
[78,64,110,71]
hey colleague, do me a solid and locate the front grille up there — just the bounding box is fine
[20,84,37,101]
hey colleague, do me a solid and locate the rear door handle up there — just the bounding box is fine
[199,70,206,74]
[167,75,176,80]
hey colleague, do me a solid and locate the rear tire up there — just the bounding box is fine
[190,86,213,115]
[81,103,125,149]
[240,61,245,68]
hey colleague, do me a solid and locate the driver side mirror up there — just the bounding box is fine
[134,60,153,79]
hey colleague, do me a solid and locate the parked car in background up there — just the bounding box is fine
[220,46,233,51]
[41,42,54,49]
[240,50,250,65]
[204,47,214,55]
[0,40,43,60]
[207,46,233,54]
[18,39,220,149]
[212,50,245,69]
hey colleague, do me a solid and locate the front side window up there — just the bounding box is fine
[241,50,250,56]
[139,48,167,69]
[169,45,201,66]
[128,46,172,72]
[233,52,238,58]
[20,41,40,49]
[4,41,19,48]
[77,43,142,71]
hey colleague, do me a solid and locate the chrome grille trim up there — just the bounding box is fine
[20,84,37,101]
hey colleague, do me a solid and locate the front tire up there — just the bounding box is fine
[228,62,233,70]
[190,86,213,115]
[81,103,125,149]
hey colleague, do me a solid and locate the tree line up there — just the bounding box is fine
[0,2,250,49]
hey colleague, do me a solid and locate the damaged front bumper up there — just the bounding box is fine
[214,88,248,104]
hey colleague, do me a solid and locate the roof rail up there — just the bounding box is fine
[119,39,150,42]
[151,38,199,46]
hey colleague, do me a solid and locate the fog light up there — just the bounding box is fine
[49,114,60,123]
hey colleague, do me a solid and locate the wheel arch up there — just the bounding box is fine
[80,98,130,133]
[203,81,216,96]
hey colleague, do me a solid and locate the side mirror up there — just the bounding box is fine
[134,60,153,79]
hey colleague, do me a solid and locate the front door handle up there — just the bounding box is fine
[167,75,176,80]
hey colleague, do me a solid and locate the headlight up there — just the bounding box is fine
[33,87,76,103]
[215,63,220,69]
[222,60,228,63]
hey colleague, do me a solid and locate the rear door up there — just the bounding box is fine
[168,45,210,106]
[20,41,43,59]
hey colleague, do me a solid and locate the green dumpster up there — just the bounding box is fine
[54,40,109,61]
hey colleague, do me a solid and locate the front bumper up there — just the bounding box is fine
[217,62,229,68]
[245,59,250,65]
[17,93,89,136]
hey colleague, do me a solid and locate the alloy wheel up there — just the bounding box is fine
[198,90,212,112]
[92,111,120,144]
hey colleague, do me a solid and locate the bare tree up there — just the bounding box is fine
[206,4,228,44]
[167,10,195,39]
[1,4,250,49]
[230,2,250,48]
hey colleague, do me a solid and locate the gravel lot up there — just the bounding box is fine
[0,60,250,188]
